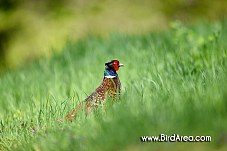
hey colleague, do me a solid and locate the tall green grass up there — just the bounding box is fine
[0,20,227,151]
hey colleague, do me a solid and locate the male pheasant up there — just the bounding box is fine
[63,59,124,122]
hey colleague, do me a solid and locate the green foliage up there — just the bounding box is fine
[0,21,227,150]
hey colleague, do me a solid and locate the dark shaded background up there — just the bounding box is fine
[0,0,227,70]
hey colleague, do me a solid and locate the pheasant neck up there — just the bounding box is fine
[104,69,118,78]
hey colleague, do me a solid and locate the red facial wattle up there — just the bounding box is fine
[112,61,119,71]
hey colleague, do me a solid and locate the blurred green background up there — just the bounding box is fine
[1,1,227,150]
[0,0,227,70]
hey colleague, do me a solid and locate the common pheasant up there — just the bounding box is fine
[62,60,124,122]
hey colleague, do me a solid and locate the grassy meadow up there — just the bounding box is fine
[0,20,227,150]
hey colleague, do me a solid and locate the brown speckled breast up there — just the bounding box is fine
[83,77,121,113]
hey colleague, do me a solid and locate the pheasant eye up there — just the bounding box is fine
[113,61,118,65]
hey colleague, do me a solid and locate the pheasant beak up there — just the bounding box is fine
[119,63,124,67]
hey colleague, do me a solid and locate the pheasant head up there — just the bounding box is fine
[104,60,124,78]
